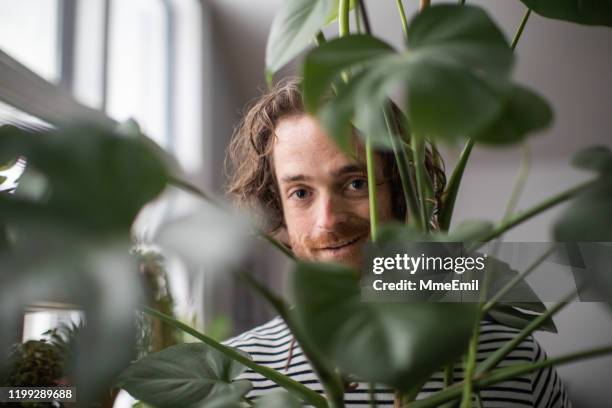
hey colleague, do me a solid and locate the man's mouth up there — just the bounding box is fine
[318,234,367,251]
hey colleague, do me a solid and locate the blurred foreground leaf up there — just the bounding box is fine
[0,232,142,405]
[0,123,169,234]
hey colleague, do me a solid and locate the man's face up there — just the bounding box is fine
[272,114,394,269]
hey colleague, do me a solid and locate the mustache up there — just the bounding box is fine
[301,217,370,249]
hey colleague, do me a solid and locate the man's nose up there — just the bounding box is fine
[315,193,348,231]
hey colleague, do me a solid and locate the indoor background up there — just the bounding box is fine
[1,0,611,405]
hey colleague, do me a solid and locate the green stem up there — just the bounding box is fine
[366,137,379,242]
[439,139,474,231]
[502,143,531,221]
[511,9,532,51]
[474,392,483,408]
[141,306,328,408]
[459,324,478,408]
[476,179,595,244]
[439,8,531,232]
[444,363,454,387]
[369,383,377,408]
[482,245,556,313]
[406,344,612,408]
[383,106,420,229]
[412,134,430,232]
[339,0,350,37]
[239,272,344,408]
[395,0,409,40]
[477,290,578,375]
[315,31,327,46]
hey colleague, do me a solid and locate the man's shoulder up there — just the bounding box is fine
[222,315,291,348]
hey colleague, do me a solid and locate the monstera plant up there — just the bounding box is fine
[1,1,611,408]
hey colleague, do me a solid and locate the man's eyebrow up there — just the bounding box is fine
[281,174,313,183]
[332,164,367,177]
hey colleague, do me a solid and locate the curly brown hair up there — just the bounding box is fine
[225,78,446,234]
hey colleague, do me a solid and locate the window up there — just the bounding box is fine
[0,0,204,344]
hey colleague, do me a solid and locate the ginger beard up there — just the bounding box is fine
[272,114,393,271]
[289,213,371,268]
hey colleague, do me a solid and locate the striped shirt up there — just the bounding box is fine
[224,316,571,407]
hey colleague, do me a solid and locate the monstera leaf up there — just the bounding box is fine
[519,0,612,27]
[0,124,168,234]
[116,343,252,408]
[266,0,358,80]
[554,146,612,242]
[471,84,553,145]
[292,261,478,392]
[266,0,335,79]
[302,5,555,149]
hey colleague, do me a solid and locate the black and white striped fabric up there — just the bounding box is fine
[224,316,571,407]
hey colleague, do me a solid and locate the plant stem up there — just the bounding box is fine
[444,363,454,387]
[339,0,350,37]
[459,325,478,408]
[511,9,532,51]
[411,134,430,232]
[482,245,556,313]
[476,179,595,244]
[439,7,531,232]
[384,106,421,229]
[419,0,431,12]
[477,290,578,374]
[395,0,409,40]
[315,31,327,46]
[502,143,531,221]
[239,272,344,408]
[474,392,483,408]
[357,0,372,34]
[439,139,474,231]
[369,383,377,408]
[406,344,612,408]
[141,306,328,408]
[366,137,379,242]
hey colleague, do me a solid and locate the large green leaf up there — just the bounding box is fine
[519,0,612,27]
[471,84,553,145]
[116,343,252,408]
[554,146,612,241]
[292,261,479,391]
[302,5,516,146]
[302,34,395,112]
[0,124,168,234]
[265,0,334,78]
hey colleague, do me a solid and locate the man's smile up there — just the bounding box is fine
[316,233,368,254]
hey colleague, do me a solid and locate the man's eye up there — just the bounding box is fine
[291,189,309,199]
[348,179,367,190]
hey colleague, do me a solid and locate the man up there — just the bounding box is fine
[223,79,570,407]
